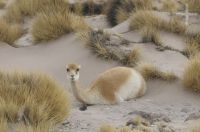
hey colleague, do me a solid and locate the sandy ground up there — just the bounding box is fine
[0,1,200,131]
[0,31,200,132]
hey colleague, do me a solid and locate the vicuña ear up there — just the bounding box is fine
[78,65,81,69]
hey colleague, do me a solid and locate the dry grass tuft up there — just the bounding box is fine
[0,0,6,9]
[183,55,200,92]
[120,48,141,67]
[0,70,70,131]
[162,0,179,12]
[137,63,178,81]
[190,120,200,132]
[79,30,140,67]
[130,10,186,35]
[0,19,23,44]
[31,11,89,42]
[184,32,200,57]
[106,0,152,26]
[140,26,162,46]
[186,0,200,13]
[4,0,68,23]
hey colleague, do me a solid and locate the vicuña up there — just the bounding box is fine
[66,64,146,106]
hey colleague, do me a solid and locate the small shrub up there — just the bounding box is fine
[0,19,22,44]
[183,56,200,92]
[137,63,178,81]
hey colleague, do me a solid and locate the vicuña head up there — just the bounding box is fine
[66,63,147,107]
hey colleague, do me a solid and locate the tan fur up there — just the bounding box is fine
[66,64,146,105]
[89,67,131,103]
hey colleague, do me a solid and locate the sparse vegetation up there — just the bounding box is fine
[79,29,140,67]
[162,0,179,12]
[130,10,186,35]
[0,70,70,131]
[106,0,152,26]
[140,26,162,46]
[31,11,89,42]
[0,19,22,44]
[137,63,178,81]
[183,55,200,92]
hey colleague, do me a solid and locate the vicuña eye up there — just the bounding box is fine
[76,69,79,72]
[67,68,69,72]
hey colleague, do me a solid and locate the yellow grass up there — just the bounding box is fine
[140,26,162,46]
[0,19,22,44]
[137,63,178,81]
[190,120,200,132]
[184,32,200,57]
[31,11,89,42]
[121,48,141,67]
[183,55,200,92]
[0,0,5,9]
[162,0,179,12]
[130,10,186,35]
[4,0,68,23]
[186,0,200,13]
[0,70,70,131]
[106,0,152,26]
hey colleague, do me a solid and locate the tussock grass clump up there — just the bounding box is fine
[183,55,200,92]
[106,0,152,26]
[0,0,6,9]
[0,70,70,131]
[79,30,140,67]
[186,0,200,13]
[0,19,22,44]
[190,120,200,132]
[140,26,162,46]
[70,0,105,16]
[137,63,178,81]
[4,0,68,23]
[184,32,200,57]
[130,10,186,35]
[120,48,141,67]
[31,11,89,42]
[162,0,178,12]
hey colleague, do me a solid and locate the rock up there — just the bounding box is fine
[185,112,200,122]
[13,34,34,48]
[127,111,171,124]
[181,108,190,113]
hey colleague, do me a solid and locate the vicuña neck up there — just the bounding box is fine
[71,80,87,105]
